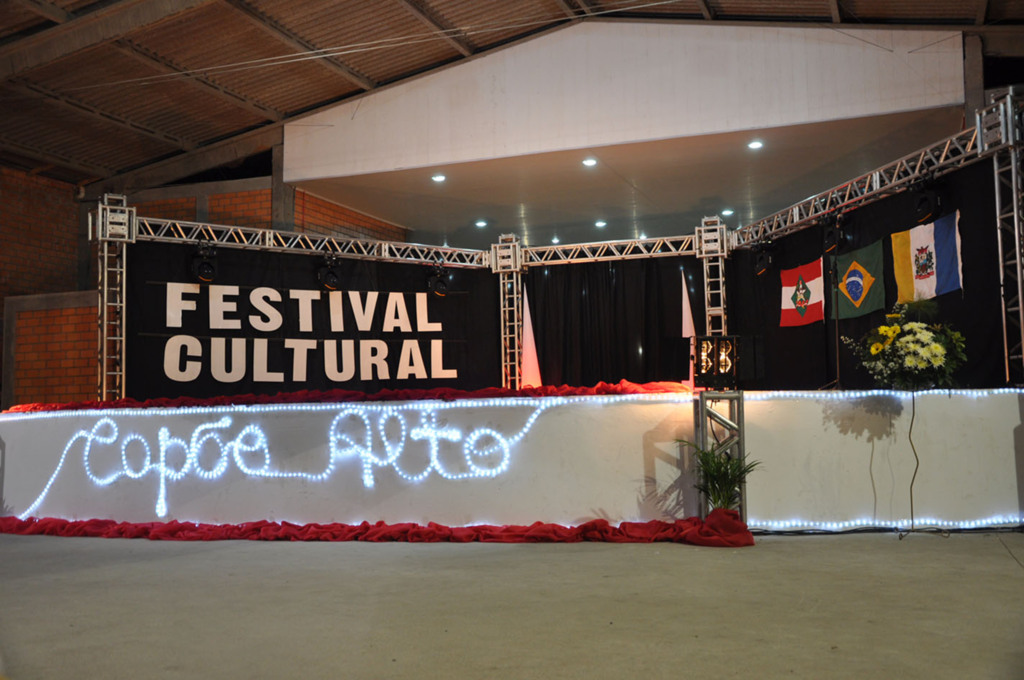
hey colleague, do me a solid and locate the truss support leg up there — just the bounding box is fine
[693,390,747,522]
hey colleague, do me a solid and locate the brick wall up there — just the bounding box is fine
[295,190,406,241]
[132,196,197,221]
[131,186,406,242]
[208,189,273,229]
[0,167,80,299]
[0,174,409,409]
[12,305,95,405]
[0,168,88,408]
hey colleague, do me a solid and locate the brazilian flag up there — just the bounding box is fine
[831,240,884,319]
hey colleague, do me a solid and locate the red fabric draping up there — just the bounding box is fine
[0,510,753,547]
[3,380,691,414]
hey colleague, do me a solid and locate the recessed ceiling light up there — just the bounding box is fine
[582,157,597,167]
[595,220,607,228]
[721,208,735,216]
[552,235,560,244]
[475,219,487,228]
[431,174,446,182]
[747,140,763,150]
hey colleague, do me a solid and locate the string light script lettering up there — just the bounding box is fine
[18,401,555,519]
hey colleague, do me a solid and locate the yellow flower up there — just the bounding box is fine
[870,342,884,355]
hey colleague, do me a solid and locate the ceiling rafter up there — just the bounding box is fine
[0,0,213,82]
[10,0,73,24]
[222,0,376,92]
[828,0,841,23]
[113,39,284,122]
[575,0,596,17]
[8,78,195,150]
[695,0,714,21]
[89,124,282,196]
[552,0,580,19]
[394,0,475,57]
[975,0,988,25]
[0,135,112,177]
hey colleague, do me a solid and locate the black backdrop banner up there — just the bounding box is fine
[525,257,698,386]
[125,241,501,400]
[727,160,1003,389]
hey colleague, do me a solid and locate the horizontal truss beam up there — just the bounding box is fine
[523,236,696,265]
[733,124,987,248]
[130,218,699,268]
[116,98,1019,268]
[135,217,490,268]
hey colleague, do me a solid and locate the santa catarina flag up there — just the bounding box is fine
[891,211,962,303]
[831,240,884,319]
[780,258,824,327]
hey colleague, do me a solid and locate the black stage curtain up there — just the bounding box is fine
[727,160,1003,389]
[525,257,701,386]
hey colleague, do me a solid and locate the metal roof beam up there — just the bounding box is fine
[222,0,376,92]
[976,0,989,25]
[86,124,282,196]
[0,0,213,82]
[0,135,111,177]
[8,78,195,149]
[394,0,475,57]
[696,0,715,21]
[113,39,283,122]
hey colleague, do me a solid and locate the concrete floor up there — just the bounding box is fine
[0,531,1022,680]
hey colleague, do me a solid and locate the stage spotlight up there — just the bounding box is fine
[694,335,740,389]
[317,256,343,291]
[191,242,217,283]
[753,242,772,277]
[822,213,847,253]
[426,264,449,297]
[914,188,941,224]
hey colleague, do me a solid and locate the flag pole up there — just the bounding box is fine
[823,215,843,389]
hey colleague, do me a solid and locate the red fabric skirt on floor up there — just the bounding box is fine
[0,510,753,547]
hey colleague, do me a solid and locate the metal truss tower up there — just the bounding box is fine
[981,88,1024,383]
[696,216,729,336]
[491,235,524,390]
[90,194,135,401]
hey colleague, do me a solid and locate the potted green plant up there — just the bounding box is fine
[683,440,761,513]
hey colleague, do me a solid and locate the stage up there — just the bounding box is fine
[1,387,1022,534]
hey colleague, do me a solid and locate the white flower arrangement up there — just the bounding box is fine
[843,303,966,390]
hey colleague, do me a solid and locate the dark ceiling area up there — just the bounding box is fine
[1,0,1022,246]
